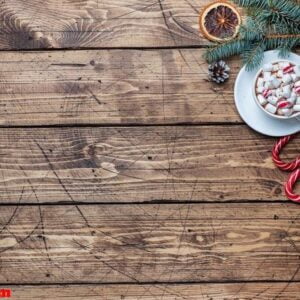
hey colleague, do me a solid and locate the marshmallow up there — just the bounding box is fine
[263,89,272,98]
[275,88,283,98]
[283,65,294,74]
[256,86,264,93]
[294,65,300,77]
[288,97,297,105]
[277,109,284,116]
[273,64,279,72]
[263,72,272,81]
[291,74,299,82]
[257,94,267,106]
[268,96,278,106]
[297,97,300,104]
[277,100,292,109]
[282,85,292,98]
[263,63,273,72]
[265,103,277,114]
[257,77,264,87]
[277,70,283,77]
[264,81,274,89]
[282,74,292,85]
[293,105,300,112]
[290,92,297,102]
[281,108,293,116]
[279,62,290,69]
[295,81,300,87]
[270,76,281,88]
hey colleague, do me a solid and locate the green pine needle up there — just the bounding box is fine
[205,40,247,63]
[205,0,300,70]
[241,41,266,71]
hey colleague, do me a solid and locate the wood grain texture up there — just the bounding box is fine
[2,0,299,295]
[8,282,300,299]
[0,49,241,126]
[0,203,299,283]
[0,126,298,203]
[0,0,213,49]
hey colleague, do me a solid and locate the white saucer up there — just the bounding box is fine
[234,50,300,137]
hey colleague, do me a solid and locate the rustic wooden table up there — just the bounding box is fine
[0,0,299,299]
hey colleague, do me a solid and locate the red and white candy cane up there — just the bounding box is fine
[272,135,300,171]
[285,169,300,203]
[272,135,300,203]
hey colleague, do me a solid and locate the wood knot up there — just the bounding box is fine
[274,186,282,195]
[83,143,114,161]
[278,231,287,239]
[90,60,103,71]
[83,144,96,158]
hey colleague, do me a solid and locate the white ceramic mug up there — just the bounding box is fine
[252,60,300,121]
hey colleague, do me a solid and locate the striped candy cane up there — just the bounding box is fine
[272,135,300,171]
[285,169,300,203]
[272,135,299,203]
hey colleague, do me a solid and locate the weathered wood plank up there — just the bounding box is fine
[0,50,241,126]
[0,203,299,283]
[0,126,297,203]
[7,282,300,299]
[0,0,211,49]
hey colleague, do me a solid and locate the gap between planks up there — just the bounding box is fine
[3,283,300,299]
[0,46,210,52]
[1,280,300,286]
[0,122,244,129]
[0,200,294,207]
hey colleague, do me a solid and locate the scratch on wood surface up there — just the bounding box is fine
[35,141,75,202]
[0,221,41,254]
[71,235,181,297]
[253,286,271,298]
[182,0,199,13]
[0,187,24,235]
[232,211,300,298]
[34,140,98,238]
[21,167,52,263]
[159,180,198,288]
[50,63,87,67]
[37,206,52,262]
[274,264,300,299]
[87,88,102,106]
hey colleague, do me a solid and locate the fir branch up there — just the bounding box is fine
[254,8,300,30]
[267,34,300,39]
[239,17,264,40]
[204,1,300,70]
[265,35,300,49]
[272,0,300,23]
[233,0,300,15]
[234,0,300,25]
[241,41,266,71]
[205,40,248,63]
[232,0,269,10]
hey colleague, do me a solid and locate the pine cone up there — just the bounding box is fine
[208,60,230,84]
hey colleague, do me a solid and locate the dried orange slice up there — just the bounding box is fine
[199,1,241,42]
